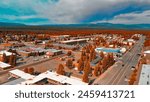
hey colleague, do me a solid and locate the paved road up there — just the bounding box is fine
[0,54,66,84]
[112,35,145,85]
[93,35,145,85]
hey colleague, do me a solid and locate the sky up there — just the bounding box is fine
[0,0,150,25]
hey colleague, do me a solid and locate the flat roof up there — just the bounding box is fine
[9,69,87,85]
[95,48,120,53]
[21,72,48,85]
[46,72,88,85]
[20,71,88,85]
[138,64,150,85]
[0,50,12,56]
[3,78,25,85]
[127,39,135,42]
[61,39,87,43]
[144,50,150,54]
[9,69,35,80]
[53,44,76,49]
[0,61,11,69]
[45,49,62,53]
[17,50,31,54]
[23,47,61,53]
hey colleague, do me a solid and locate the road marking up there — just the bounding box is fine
[112,38,144,85]
[110,38,143,85]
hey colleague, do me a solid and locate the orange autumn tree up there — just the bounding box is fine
[99,51,104,58]
[23,67,34,74]
[82,60,91,83]
[101,56,107,70]
[82,73,89,83]
[28,67,34,74]
[67,50,72,56]
[93,64,99,77]
[56,64,65,75]
[66,59,73,69]
[12,54,17,67]
[128,74,137,85]
[109,53,115,66]
[77,59,84,71]
[24,68,29,73]
[9,54,14,65]
[9,53,17,67]
[133,69,137,73]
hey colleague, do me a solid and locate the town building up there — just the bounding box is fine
[0,61,11,70]
[45,49,62,58]
[7,69,88,85]
[0,50,13,62]
[138,64,150,85]
[60,39,88,45]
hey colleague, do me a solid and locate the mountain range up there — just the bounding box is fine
[0,22,150,30]
[0,22,25,26]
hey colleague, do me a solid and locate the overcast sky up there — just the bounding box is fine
[0,0,150,25]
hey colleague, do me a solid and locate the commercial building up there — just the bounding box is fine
[0,50,12,56]
[50,35,70,39]
[0,61,11,70]
[45,49,62,58]
[9,69,35,80]
[95,48,121,53]
[60,39,87,45]
[53,44,78,50]
[17,47,62,57]
[46,49,62,55]
[17,50,31,57]
[138,64,150,85]
[8,69,87,85]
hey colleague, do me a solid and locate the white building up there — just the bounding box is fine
[138,64,150,85]
[9,69,88,85]
[0,50,12,56]
[0,61,11,70]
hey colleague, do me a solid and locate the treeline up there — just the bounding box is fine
[0,29,150,36]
